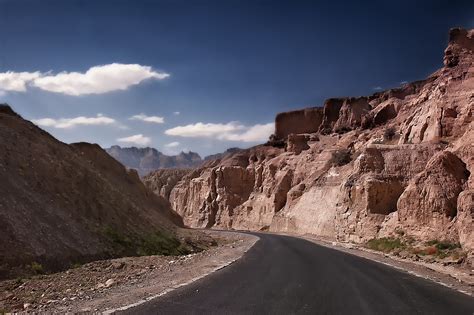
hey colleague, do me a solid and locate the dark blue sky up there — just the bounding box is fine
[0,0,473,156]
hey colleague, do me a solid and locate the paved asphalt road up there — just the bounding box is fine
[120,233,474,315]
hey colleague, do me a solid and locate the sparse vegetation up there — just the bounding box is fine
[366,237,465,263]
[265,134,285,148]
[366,237,405,253]
[103,226,191,257]
[424,240,461,251]
[30,261,44,274]
[330,149,352,166]
[71,262,83,269]
[137,231,190,256]
[383,126,397,141]
[14,277,24,285]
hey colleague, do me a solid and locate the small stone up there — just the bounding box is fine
[105,279,115,288]
[23,303,31,309]
[112,261,126,270]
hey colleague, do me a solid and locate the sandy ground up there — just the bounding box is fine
[0,231,258,314]
[298,234,474,296]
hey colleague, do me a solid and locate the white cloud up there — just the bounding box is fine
[32,114,116,129]
[0,71,41,92]
[129,113,164,124]
[117,134,151,146]
[173,111,180,115]
[165,121,274,142]
[372,86,383,91]
[224,123,274,142]
[0,63,169,96]
[165,141,180,147]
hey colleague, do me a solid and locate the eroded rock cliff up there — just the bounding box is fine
[146,28,474,264]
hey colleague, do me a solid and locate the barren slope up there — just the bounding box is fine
[0,105,189,280]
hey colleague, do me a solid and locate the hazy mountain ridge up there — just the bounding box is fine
[105,145,203,176]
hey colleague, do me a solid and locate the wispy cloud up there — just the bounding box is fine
[129,113,164,124]
[165,141,180,147]
[0,63,169,96]
[117,134,151,146]
[32,114,117,129]
[173,111,180,115]
[372,86,383,91]
[400,80,408,85]
[165,121,274,142]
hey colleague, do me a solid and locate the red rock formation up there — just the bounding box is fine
[275,107,323,139]
[145,28,474,264]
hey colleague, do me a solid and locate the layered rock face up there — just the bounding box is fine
[146,28,474,263]
[275,107,324,139]
[106,145,203,176]
[0,106,185,279]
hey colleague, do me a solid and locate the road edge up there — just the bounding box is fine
[103,231,259,314]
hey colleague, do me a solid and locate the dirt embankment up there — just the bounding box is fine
[0,231,258,314]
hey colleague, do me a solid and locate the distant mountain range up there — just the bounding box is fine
[203,147,242,162]
[105,146,203,176]
[106,146,244,176]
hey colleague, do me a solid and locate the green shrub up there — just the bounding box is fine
[103,226,190,257]
[30,261,44,274]
[424,240,461,251]
[137,231,190,256]
[366,238,405,253]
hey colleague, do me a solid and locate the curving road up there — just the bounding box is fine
[119,233,474,314]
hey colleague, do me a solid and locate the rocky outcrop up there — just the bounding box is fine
[145,28,474,264]
[333,97,371,133]
[0,106,186,280]
[106,146,202,176]
[286,134,310,154]
[275,107,323,139]
[444,28,474,67]
[143,169,192,199]
[398,151,469,223]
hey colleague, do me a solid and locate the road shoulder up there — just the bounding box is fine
[297,233,473,296]
[0,231,258,313]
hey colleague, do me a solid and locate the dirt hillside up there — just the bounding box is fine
[0,105,191,280]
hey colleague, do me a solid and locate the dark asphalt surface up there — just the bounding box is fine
[119,233,474,315]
